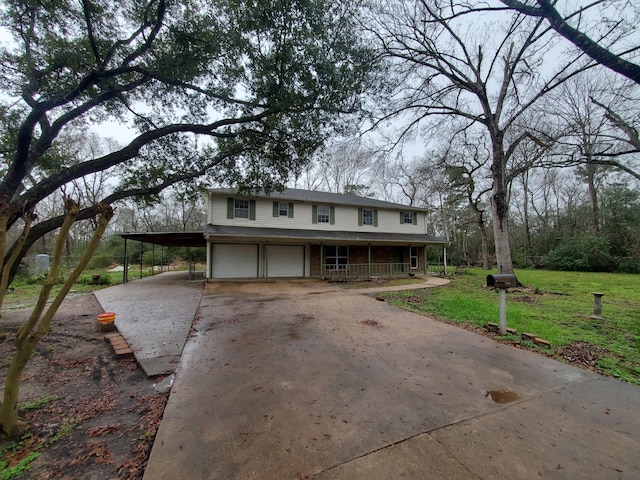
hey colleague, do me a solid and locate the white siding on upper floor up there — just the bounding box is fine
[208,194,426,234]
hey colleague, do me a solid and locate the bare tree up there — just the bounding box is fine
[500,0,640,84]
[293,139,384,195]
[365,0,570,273]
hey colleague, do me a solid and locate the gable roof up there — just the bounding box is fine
[208,188,425,212]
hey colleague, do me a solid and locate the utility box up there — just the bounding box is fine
[486,273,518,289]
[35,254,50,275]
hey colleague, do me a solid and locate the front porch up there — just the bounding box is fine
[313,244,447,280]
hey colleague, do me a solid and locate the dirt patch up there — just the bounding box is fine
[0,293,168,479]
[360,319,381,327]
[555,341,614,373]
[511,295,539,304]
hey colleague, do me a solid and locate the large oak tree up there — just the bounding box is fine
[0,0,375,436]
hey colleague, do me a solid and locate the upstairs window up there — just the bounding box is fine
[358,208,378,227]
[401,211,417,225]
[312,205,335,224]
[362,209,374,225]
[272,202,294,218]
[234,199,249,218]
[227,198,256,220]
[317,205,330,223]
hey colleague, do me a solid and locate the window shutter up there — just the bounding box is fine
[399,211,404,224]
[330,206,335,225]
[358,208,363,226]
[249,200,256,220]
[312,205,318,224]
[273,202,278,217]
[413,212,417,225]
[288,203,294,218]
[227,198,234,219]
[374,210,378,227]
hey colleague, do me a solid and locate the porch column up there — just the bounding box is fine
[424,244,427,275]
[367,243,371,278]
[320,243,323,278]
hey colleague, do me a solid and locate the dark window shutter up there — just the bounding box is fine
[358,208,363,226]
[399,211,404,224]
[273,202,278,217]
[288,203,294,218]
[374,210,378,227]
[330,206,335,225]
[227,198,234,219]
[249,200,256,220]
[413,212,417,225]
[312,205,318,224]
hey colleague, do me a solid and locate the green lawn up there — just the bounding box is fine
[384,268,640,384]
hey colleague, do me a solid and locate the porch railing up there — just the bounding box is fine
[321,262,446,279]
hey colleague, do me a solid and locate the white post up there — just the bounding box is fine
[499,288,507,335]
[443,245,448,274]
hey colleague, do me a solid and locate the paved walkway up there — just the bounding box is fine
[96,274,640,479]
[94,271,203,376]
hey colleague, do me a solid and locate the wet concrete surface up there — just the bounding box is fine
[141,279,640,479]
[94,271,203,376]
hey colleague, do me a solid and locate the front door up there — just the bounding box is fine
[393,246,404,274]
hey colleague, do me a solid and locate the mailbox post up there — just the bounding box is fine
[486,274,518,335]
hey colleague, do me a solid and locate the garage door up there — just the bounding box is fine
[212,244,258,278]
[267,245,304,277]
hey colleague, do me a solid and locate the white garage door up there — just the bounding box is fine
[212,244,258,278]
[267,245,304,277]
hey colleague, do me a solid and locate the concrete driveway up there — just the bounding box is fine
[143,279,640,480]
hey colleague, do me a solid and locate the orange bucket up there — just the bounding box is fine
[97,312,116,332]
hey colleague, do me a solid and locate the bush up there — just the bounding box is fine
[617,257,640,274]
[87,255,113,269]
[546,235,616,272]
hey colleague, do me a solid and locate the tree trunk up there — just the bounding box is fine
[490,136,514,274]
[1,201,113,437]
[521,172,531,257]
[0,213,34,316]
[585,161,599,233]
[477,211,491,270]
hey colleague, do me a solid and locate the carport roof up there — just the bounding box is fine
[120,231,206,247]
[204,224,447,245]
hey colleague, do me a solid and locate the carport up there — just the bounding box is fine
[120,232,206,282]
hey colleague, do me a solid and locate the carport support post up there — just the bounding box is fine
[139,241,143,279]
[499,288,507,335]
[367,244,371,278]
[123,237,128,283]
[152,244,155,276]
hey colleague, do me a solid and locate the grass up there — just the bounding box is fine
[384,268,640,384]
[2,267,161,312]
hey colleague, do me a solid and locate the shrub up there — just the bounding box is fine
[546,235,615,272]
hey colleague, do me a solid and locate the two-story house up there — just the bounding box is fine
[203,188,448,279]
